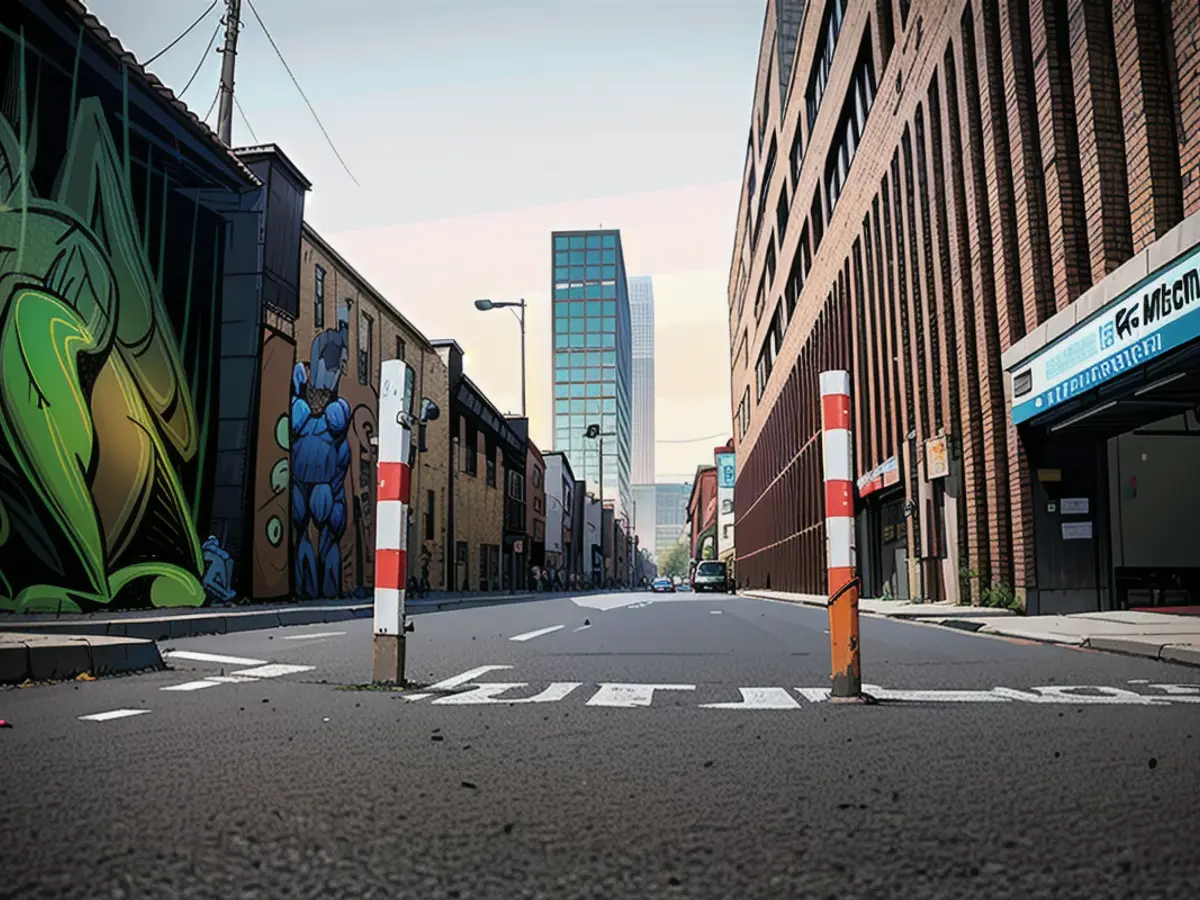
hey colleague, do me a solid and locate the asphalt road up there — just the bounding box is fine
[3,590,1199,899]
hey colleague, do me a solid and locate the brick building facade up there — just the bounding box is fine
[731,0,1200,611]
[298,225,450,592]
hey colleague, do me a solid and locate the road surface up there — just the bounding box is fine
[3,591,1198,898]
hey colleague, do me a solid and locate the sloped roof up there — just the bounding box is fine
[66,0,260,187]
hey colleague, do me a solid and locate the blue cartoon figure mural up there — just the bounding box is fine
[291,328,352,599]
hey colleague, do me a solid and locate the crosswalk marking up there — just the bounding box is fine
[163,651,267,666]
[700,687,801,709]
[79,709,149,722]
[432,682,582,705]
[586,683,696,708]
[425,665,514,692]
[281,631,346,641]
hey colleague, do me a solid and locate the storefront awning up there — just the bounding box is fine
[1006,215,1200,438]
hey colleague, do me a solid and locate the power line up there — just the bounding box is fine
[234,95,259,144]
[145,0,220,66]
[203,86,220,124]
[244,0,360,186]
[178,20,222,100]
[656,432,730,444]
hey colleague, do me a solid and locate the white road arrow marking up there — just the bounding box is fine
[586,683,696,707]
[163,651,267,666]
[432,682,582,705]
[79,709,149,722]
[701,687,801,709]
[510,625,565,642]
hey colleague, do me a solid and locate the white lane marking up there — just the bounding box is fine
[1128,679,1150,684]
[79,709,150,722]
[281,631,346,641]
[425,665,514,692]
[701,687,801,709]
[992,686,1169,705]
[204,675,259,684]
[164,650,267,666]
[710,610,723,615]
[1146,684,1200,703]
[432,682,582,705]
[509,625,565,642]
[403,693,431,702]
[864,685,1010,703]
[796,688,831,703]
[586,683,696,708]
[573,624,592,632]
[161,680,223,692]
[229,663,316,679]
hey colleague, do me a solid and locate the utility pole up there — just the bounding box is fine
[216,0,242,145]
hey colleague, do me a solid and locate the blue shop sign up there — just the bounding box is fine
[716,452,736,489]
[1010,243,1200,424]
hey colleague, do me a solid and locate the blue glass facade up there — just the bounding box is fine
[550,230,633,523]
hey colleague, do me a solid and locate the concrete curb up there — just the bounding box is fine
[0,590,607,642]
[739,591,1015,620]
[0,634,164,684]
[1083,636,1200,667]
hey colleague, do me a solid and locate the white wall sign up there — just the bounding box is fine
[1061,497,1089,515]
[1062,521,1093,541]
[1010,242,1200,423]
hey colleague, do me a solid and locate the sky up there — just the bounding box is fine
[87,0,765,482]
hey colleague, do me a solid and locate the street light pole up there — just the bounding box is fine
[518,298,526,419]
[473,297,526,418]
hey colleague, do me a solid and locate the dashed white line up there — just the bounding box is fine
[163,651,267,666]
[281,631,346,641]
[572,624,592,632]
[79,709,150,722]
[509,625,565,643]
[710,610,723,615]
[161,680,223,692]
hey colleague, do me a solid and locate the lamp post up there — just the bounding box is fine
[473,298,526,417]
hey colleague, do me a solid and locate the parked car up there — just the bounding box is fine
[691,560,729,593]
[650,577,676,593]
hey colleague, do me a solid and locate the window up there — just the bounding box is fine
[811,192,825,251]
[785,226,812,321]
[758,58,773,144]
[555,236,569,251]
[314,264,326,328]
[823,38,877,221]
[753,272,767,321]
[357,311,373,385]
[776,184,790,241]
[424,490,435,540]
[765,239,777,288]
[753,136,778,245]
[602,234,616,249]
[508,469,524,500]
[899,0,910,28]
[395,335,406,360]
[789,124,804,183]
[805,0,848,131]
[465,427,478,476]
[486,451,496,487]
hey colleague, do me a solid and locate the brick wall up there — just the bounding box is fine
[729,0,1195,602]
[450,414,505,592]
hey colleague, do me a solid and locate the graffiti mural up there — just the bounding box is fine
[349,403,379,596]
[290,327,352,599]
[251,326,295,599]
[0,60,220,612]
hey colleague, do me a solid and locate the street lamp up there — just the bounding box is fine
[583,422,617,507]
[473,297,527,417]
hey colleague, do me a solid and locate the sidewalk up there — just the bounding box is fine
[741,590,1200,667]
[0,587,610,684]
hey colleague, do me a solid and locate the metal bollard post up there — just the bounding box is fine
[372,360,414,685]
[819,370,864,702]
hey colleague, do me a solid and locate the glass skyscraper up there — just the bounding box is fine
[551,229,633,524]
[629,276,655,485]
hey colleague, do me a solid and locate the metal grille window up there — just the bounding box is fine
[357,311,373,385]
[314,264,326,329]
